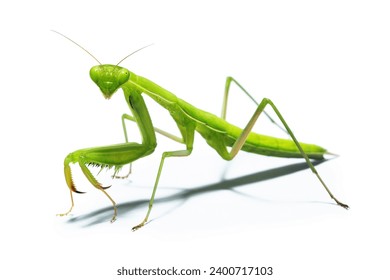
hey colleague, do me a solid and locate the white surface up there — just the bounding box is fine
[1,0,389,279]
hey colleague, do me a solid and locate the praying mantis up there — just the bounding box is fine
[54,31,348,231]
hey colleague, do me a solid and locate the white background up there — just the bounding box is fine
[1,0,389,279]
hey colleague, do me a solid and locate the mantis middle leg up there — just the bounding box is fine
[114,113,187,179]
[132,123,195,231]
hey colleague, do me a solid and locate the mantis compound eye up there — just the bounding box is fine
[117,69,130,85]
[89,66,102,84]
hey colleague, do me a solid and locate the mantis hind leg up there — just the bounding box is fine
[221,77,287,134]
[220,97,348,209]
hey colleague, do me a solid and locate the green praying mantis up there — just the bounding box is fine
[54,31,348,231]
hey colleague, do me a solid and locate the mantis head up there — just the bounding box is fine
[90,65,130,99]
[51,30,152,99]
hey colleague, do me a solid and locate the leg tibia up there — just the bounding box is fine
[132,127,195,230]
[132,148,193,231]
[220,96,348,209]
[221,77,287,133]
[56,190,75,217]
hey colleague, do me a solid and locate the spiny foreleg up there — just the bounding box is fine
[58,141,156,223]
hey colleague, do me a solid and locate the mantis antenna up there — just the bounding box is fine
[115,44,154,66]
[52,30,152,66]
[51,30,102,65]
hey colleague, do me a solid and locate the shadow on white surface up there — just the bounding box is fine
[63,159,339,227]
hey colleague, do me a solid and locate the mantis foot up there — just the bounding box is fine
[112,164,132,180]
[56,212,70,217]
[132,220,147,231]
[337,201,349,210]
[57,205,74,217]
[112,174,131,180]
